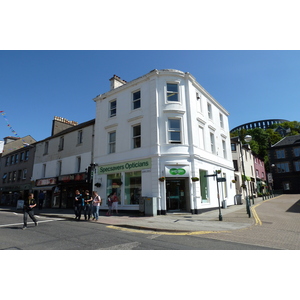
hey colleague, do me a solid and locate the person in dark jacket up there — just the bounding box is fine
[83,190,93,220]
[23,193,38,229]
[74,190,83,220]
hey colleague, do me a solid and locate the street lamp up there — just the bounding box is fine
[239,134,252,218]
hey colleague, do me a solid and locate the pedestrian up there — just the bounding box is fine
[111,192,119,215]
[38,190,45,210]
[92,191,102,221]
[83,190,93,220]
[74,189,83,221]
[106,193,112,216]
[23,193,38,229]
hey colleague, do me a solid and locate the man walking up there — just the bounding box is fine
[23,193,38,229]
[74,190,83,221]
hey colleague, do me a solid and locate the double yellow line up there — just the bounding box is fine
[251,196,281,226]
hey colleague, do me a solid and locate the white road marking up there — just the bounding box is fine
[0,219,62,228]
[147,234,162,239]
[99,242,140,250]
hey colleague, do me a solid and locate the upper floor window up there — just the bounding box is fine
[219,113,224,128]
[2,173,7,183]
[20,152,24,162]
[132,90,141,110]
[167,83,179,102]
[198,126,205,149]
[110,100,117,117]
[5,157,9,166]
[294,147,300,157]
[15,154,19,164]
[207,103,212,119]
[77,130,83,144]
[276,162,289,173]
[210,132,215,154]
[44,141,49,155]
[196,92,202,112]
[233,160,238,171]
[231,143,237,151]
[109,131,116,153]
[222,140,227,159]
[168,119,181,144]
[23,169,27,179]
[76,156,81,173]
[58,136,64,151]
[12,171,16,182]
[11,155,15,165]
[276,150,285,159]
[24,150,29,161]
[133,124,141,148]
[294,161,300,171]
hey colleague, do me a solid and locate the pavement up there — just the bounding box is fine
[1,196,274,233]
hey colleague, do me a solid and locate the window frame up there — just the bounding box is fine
[110,99,117,117]
[294,161,300,171]
[207,102,212,119]
[132,124,141,149]
[132,90,141,110]
[166,83,179,102]
[222,139,227,159]
[168,118,181,144]
[276,149,285,159]
[219,113,224,128]
[108,131,116,154]
[77,130,83,145]
[276,162,289,173]
[58,136,64,151]
[44,141,49,155]
[210,132,215,154]
[76,156,81,173]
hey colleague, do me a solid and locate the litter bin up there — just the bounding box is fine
[235,194,242,205]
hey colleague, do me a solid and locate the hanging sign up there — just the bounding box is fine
[165,166,190,177]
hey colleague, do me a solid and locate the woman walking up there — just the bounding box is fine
[92,191,102,221]
[111,192,119,215]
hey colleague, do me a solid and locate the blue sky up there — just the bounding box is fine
[1,50,299,142]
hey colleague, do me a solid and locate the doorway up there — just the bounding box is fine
[166,179,187,212]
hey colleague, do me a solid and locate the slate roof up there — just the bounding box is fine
[272,134,300,147]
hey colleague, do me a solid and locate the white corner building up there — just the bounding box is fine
[93,69,235,215]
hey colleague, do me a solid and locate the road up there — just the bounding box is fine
[203,194,300,250]
[1,194,299,250]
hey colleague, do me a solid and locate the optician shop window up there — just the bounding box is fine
[124,171,141,205]
[107,173,122,203]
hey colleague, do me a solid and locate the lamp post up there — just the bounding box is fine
[239,134,252,218]
[204,171,223,221]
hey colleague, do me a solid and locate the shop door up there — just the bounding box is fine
[166,179,186,211]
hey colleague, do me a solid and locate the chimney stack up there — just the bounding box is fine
[109,75,127,90]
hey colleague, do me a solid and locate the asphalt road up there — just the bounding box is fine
[2,194,299,250]
[0,210,275,250]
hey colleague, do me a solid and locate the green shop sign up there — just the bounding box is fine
[169,168,186,175]
[98,158,151,175]
[165,165,190,177]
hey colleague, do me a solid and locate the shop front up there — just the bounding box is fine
[97,158,151,211]
[58,172,89,208]
[35,177,58,208]
[0,183,32,206]
[164,165,190,213]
